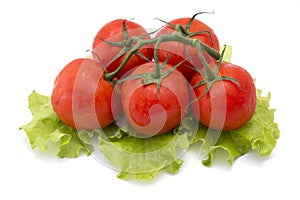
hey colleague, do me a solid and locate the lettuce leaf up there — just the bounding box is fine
[20,89,280,180]
[220,45,233,63]
[192,89,280,166]
[96,120,193,180]
[116,159,183,180]
[20,91,92,158]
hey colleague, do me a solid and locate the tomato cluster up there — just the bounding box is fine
[51,15,256,135]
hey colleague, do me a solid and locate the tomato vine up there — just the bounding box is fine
[101,16,221,85]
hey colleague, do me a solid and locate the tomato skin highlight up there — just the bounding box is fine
[120,62,190,135]
[156,18,220,80]
[92,19,153,78]
[190,62,256,131]
[51,58,116,130]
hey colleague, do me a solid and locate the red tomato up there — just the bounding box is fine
[120,62,190,136]
[156,17,220,80]
[92,19,153,78]
[190,62,256,131]
[51,58,117,130]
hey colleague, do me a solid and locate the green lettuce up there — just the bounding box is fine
[20,89,280,180]
[19,91,92,158]
[95,119,194,180]
[193,89,280,166]
[220,45,233,63]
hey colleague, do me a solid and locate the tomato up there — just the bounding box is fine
[156,17,220,80]
[92,19,153,78]
[190,62,256,131]
[120,62,190,136]
[51,58,117,130]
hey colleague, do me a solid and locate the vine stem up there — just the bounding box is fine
[104,31,220,81]
[153,38,163,79]
[194,40,216,81]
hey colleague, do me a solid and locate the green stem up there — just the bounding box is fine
[153,38,162,79]
[166,32,220,60]
[194,40,216,81]
[104,31,220,81]
[104,39,155,81]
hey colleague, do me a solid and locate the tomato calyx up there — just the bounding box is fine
[117,58,186,93]
[95,19,155,74]
[191,45,243,98]
[155,11,215,41]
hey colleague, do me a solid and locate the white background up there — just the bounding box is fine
[1,0,299,199]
